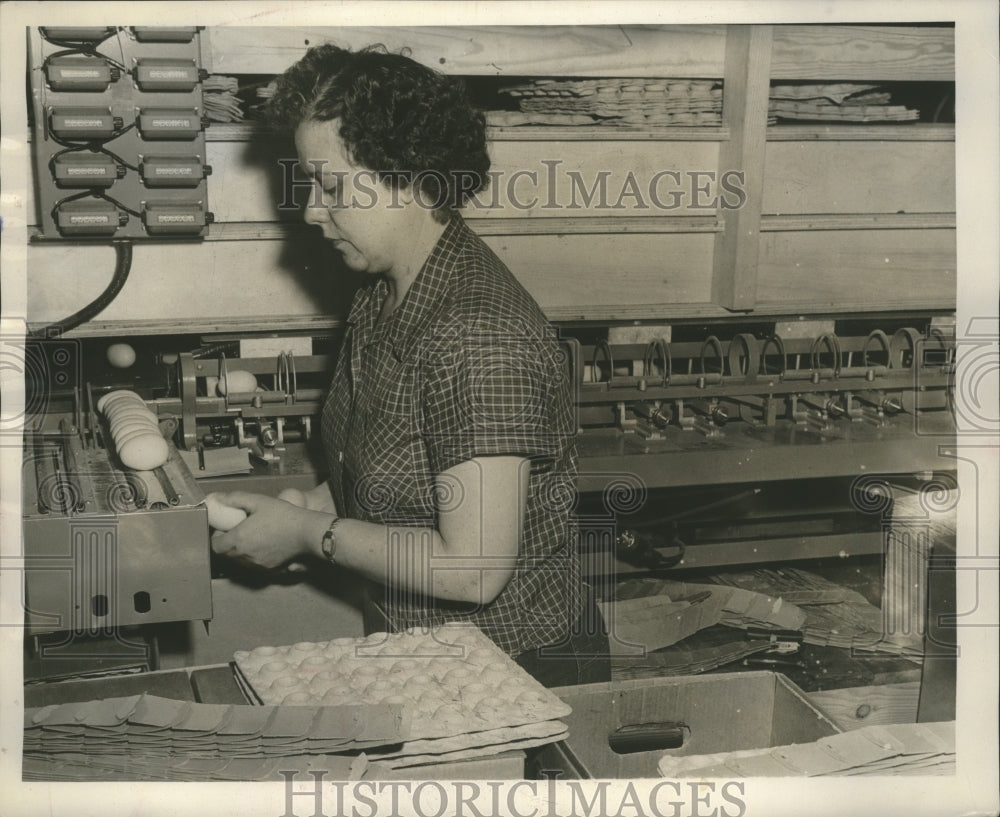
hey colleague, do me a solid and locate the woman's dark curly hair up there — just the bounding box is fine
[266,44,490,222]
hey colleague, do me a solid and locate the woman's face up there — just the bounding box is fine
[294,119,411,275]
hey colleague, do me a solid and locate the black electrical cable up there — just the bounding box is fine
[28,241,133,338]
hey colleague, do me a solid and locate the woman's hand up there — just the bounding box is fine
[209,491,330,570]
[277,481,338,514]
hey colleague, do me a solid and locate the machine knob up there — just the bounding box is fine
[882,398,903,414]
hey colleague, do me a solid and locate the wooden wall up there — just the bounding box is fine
[26,24,956,335]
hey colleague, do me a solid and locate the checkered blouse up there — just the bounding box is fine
[320,214,582,656]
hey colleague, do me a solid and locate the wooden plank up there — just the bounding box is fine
[478,140,723,219]
[806,682,921,732]
[761,214,955,232]
[204,217,723,242]
[755,229,956,308]
[480,232,714,311]
[206,122,732,143]
[763,142,955,216]
[767,123,954,142]
[26,231,713,328]
[204,138,722,224]
[26,239,348,326]
[207,25,727,78]
[711,25,772,311]
[771,25,954,81]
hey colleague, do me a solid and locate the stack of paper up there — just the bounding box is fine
[203,75,245,122]
[23,695,407,780]
[495,78,723,127]
[769,83,919,122]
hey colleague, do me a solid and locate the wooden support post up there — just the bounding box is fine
[712,25,772,311]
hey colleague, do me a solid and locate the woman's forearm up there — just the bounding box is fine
[299,514,514,604]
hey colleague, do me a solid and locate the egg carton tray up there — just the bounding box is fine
[233,623,572,742]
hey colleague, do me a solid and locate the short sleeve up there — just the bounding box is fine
[419,324,562,475]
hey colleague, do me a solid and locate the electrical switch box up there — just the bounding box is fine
[140,155,209,188]
[48,107,121,139]
[55,199,127,236]
[134,59,203,92]
[137,108,205,140]
[45,56,118,92]
[29,26,212,241]
[132,27,198,43]
[52,152,124,188]
[143,202,212,235]
[40,27,116,42]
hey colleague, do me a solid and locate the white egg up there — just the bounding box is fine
[111,420,158,439]
[105,404,150,422]
[217,370,257,395]
[97,390,144,414]
[113,428,160,446]
[118,433,169,471]
[204,493,248,531]
[106,343,136,369]
[108,405,149,421]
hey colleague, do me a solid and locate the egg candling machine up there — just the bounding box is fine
[567,318,957,571]
[20,317,956,641]
[19,343,334,643]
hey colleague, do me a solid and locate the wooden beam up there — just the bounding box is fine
[761,213,956,232]
[201,216,723,242]
[806,682,921,732]
[207,25,727,78]
[771,25,954,82]
[711,25,772,311]
[767,123,954,142]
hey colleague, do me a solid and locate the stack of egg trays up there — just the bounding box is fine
[23,694,410,759]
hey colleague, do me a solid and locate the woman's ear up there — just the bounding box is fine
[394,179,416,206]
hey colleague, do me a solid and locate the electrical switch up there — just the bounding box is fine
[52,152,124,188]
[143,202,212,236]
[131,27,198,43]
[134,59,204,92]
[45,56,118,92]
[49,107,122,140]
[140,156,209,188]
[55,199,127,236]
[137,108,206,140]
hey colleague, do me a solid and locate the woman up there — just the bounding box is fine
[210,44,609,686]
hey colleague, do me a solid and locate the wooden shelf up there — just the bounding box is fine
[770,24,954,82]
[767,123,954,141]
[200,216,723,243]
[204,122,731,143]
[760,213,955,232]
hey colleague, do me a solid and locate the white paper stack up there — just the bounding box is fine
[495,78,723,127]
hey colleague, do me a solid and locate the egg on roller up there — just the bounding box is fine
[114,429,162,450]
[106,399,152,413]
[217,369,257,396]
[117,433,169,472]
[106,343,136,369]
[97,390,144,413]
[204,492,248,531]
[110,416,158,435]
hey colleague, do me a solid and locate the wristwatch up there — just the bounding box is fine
[320,518,342,564]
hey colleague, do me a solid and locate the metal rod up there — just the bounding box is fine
[153,466,180,506]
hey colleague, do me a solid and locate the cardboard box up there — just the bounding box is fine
[534,671,840,778]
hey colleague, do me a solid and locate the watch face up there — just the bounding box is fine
[321,520,339,562]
